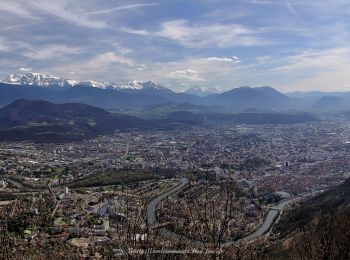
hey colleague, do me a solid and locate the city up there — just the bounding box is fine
[1,119,350,258]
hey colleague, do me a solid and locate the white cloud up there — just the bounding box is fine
[282,65,350,92]
[250,47,350,92]
[48,51,140,81]
[207,56,241,63]
[19,67,32,72]
[110,42,133,55]
[156,20,266,48]
[273,48,350,73]
[0,41,10,52]
[120,28,149,36]
[23,44,82,60]
[168,69,206,81]
[87,52,135,67]
[0,2,39,19]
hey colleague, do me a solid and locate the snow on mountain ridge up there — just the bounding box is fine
[2,73,170,92]
[184,85,222,96]
[111,80,166,90]
[5,73,71,87]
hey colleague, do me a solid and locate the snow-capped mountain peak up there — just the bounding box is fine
[111,80,169,91]
[4,73,74,88]
[184,85,222,96]
[1,73,172,93]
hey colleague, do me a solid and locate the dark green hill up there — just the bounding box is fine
[274,179,350,236]
[268,180,350,259]
[0,99,145,142]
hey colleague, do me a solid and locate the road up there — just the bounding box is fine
[146,178,294,247]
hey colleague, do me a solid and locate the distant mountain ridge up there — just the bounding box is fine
[3,73,173,94]
[184,86,222,96]
[1,72,328,112]
[0,82,292,112]
[311,96,344,111]
[204,86,292,110]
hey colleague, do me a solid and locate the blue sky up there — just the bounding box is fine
[0,0,350,92]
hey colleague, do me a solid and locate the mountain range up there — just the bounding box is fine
[4,73,172,94]
[1,72,350,113]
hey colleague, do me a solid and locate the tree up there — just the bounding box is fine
[100,179,162,259]
[286,207,350,260]
[184,179,239,258]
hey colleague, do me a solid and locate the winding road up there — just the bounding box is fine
[146,177,293,246]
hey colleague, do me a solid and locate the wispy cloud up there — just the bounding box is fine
[273,48,350,73]
[22,44,82,60]
[168,70,206,81]
[203,7,250,21]
[0,1,39,19]
[250,0,324,7]
[282,0,308,27]
[49,51,142,81]
[87,52,135,67]
[155,20,267,48]
[27,1,108,29]
[83,3,159,16]
[2,1,159,30]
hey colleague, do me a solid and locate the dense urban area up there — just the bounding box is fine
[1,119,350,258]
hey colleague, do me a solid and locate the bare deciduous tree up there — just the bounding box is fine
[184,179,239,258]
[286,207,350,260]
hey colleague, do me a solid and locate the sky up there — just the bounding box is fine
[0,0,350,93]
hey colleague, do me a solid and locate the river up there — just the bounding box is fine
[146,178,294,247]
